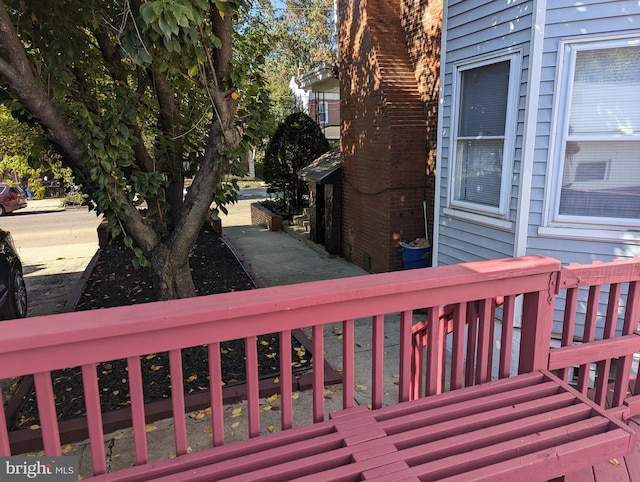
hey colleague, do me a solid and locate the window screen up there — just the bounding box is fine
[454,61,510,208]
[559,45,640,221]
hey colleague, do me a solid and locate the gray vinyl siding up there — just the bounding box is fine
[438,1,640,339]
[524,1,640,338]
[437,0,533,266]
[526,0,640,268]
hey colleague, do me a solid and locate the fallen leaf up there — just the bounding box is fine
[187,375,198,383]
[150,365,163,371]
[355,384,367,391]
[145,425,158,433]
[292,392,300,400]
[113,434,124,440]
[609,458,621,467]
[266,394,279,403]
[231,421,240,429]
[231,407,242,418]
[203,428,212,433]
[145,354,156,360]
[62,444,73,454]
[112,453,121,459]
[260,340,269,346]
[30,424,40,430]
[266,425,275,432]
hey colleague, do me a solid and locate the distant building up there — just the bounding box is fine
[290,63,340,141]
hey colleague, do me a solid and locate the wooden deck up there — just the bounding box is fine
[567,416,640,482]
[3,255,640,480]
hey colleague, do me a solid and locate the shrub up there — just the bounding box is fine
[263,112,329,214]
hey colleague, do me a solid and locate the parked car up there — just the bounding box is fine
[0,229,27,319]
[0,183,27,215]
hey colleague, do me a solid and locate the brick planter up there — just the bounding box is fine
[251,202,282,231]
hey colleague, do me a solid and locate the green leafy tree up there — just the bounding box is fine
[0,0,271,300]
[263,111,329,213]
[259,0,336,128]
[0,106,73,199]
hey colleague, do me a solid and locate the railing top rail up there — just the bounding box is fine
[0,255,559,378]
[557,257,640,291]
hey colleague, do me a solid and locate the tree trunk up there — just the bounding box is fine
[151,243,196,300]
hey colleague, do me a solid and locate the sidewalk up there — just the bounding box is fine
[31,192,405,477]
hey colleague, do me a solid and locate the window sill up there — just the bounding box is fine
[443,208,513,231]
[537,226,640,243]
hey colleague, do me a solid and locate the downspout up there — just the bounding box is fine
[514,0,547,258]
[431,1,449,267]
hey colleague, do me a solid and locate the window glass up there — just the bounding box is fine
[318,101,328,124]
[454,60,510,209]
[559,45,640,221]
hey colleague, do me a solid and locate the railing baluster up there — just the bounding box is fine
[372,315,385,409]
[399,310,413,402]
[312,325,324,422]
[279,330,293,430]
[558,287,579,382]
[33,371,61,456]
[465,302,478,387]
[245,336,260,437]
[208,342,225,446]
[0,385,9,455]
[576,286,601,394]
[615,280,640,403]
[411,324,424,400]
[127,355,148,465]
[81,363,106,475]
[168,349,188,455]
[594,283,622,406]
[425,308,443,396]
[499,295,515,379]
[342,319,355,409]
[451,302,466,390]
[476,299,493,385]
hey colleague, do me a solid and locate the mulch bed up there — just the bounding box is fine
[12,223,310,429]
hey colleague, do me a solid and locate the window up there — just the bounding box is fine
[318,101,329,124]
[451,55,518,216]
[554,40,640,225]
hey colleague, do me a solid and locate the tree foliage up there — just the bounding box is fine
[260,0,337,128]
[0,106,73,199]
[0,0,271,300]
[263,111,329,213]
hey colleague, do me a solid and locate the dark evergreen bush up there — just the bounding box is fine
[263,112,329,214]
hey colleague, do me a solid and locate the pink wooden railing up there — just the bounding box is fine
[411,257,640,417]
[549,259,640,418]
[2,255,639,479]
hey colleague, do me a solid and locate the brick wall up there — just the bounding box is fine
[339,0,442,272]
[250,203,282,232]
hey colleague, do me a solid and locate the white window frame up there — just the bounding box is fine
[544,36,640,233]
[448,53,520,220]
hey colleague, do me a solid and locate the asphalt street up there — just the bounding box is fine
[0,200,102,317]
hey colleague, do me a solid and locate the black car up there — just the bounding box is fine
[0,229,27,319]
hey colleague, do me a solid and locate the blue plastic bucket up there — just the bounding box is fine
[398,240,431,270]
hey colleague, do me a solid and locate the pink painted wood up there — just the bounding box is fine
[551,258,640,415]
[5,255,640,480]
